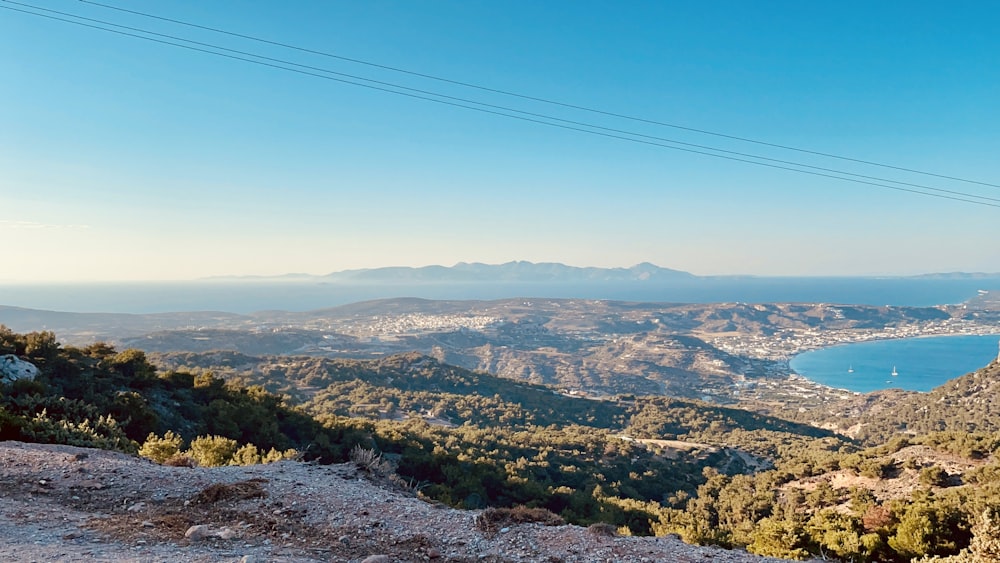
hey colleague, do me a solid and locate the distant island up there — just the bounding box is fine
[204,261,696,283]
[203,261,1000,284]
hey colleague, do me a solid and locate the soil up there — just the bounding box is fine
[0,441,801,562]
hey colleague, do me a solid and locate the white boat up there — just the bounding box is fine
[891,366,898,377]
[848,365,854,373]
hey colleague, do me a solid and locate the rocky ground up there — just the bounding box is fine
[0,441,803,563]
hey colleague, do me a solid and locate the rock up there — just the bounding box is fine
[216,527,237,540]
[184,524,211,541]
[338,535,351,545]
[240,556,257,563]
[361,556,390,563]
[141,521,154,528]
[427,547,442,559]
[0,355,38,382]
[126,502,145,512]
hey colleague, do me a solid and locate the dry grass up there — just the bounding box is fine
[475,506,564,533]
[162,454,195,467]
[192,479,268,504]
[586,522,617,537]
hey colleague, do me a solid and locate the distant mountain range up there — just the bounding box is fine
[207,261,696,283]
[203,262,1000,284]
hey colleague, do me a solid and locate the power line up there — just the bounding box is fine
[10,0,999,205]
[3,3,999,209]
[75,0,1000,191]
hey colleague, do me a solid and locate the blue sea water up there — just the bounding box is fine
[789,335,1000,393]
[1,276,998,314]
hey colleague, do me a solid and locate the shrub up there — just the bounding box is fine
[262,446,298,463]
[230,444,262,466]
[919,466,950,488]
[139,431,183,463]
[188,435,238,467]
[350,444,392,477]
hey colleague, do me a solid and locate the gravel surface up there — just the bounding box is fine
[0,441,800,562]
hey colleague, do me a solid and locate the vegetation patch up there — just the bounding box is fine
[475,506,565,532]
[193,479,269,504]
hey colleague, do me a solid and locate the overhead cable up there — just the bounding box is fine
[74,0,1000,190]
[2,2,998,209]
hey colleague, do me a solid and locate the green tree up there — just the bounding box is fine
[890,505,938,559]
[747,517,810,559]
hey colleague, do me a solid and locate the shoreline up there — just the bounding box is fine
[785,333,1000,394]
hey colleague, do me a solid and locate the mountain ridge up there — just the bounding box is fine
[204,261,696,282]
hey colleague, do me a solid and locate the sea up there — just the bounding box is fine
[2,276,999,394]
[1,276,998,314]
[789,335,1000,393]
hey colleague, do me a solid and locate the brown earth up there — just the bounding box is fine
[0,441,803,562]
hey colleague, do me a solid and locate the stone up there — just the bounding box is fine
[216,527,237,540]
[184,524,211,541]
[0,355,38,382]
[361,556,390,563]
[240,556,257,563]
[427,547,442,559]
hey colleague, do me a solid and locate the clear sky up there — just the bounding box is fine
[2,0,999,282]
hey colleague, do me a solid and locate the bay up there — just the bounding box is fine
[789,335,1000,393]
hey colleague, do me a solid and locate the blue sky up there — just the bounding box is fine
[2,0,998,281]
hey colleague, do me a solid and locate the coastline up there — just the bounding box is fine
[786,334,1000,394]
[708,318,999,364]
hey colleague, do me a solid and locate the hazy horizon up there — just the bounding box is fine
[2,260,1000,285]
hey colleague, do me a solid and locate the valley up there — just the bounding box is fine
[3,291,1000,561]
[3,296,997,406]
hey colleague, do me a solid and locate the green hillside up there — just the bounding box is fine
[782,360,1000,446]
[4,325,1000,561]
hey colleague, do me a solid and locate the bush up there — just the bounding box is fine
[139,431,183,463]
[230,443,262,466]
[919,466,950,488]
[262,446,298,463]
[188,435,238,467]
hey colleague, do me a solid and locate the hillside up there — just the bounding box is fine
[0,326,836,535]
[147,350,835,447]
[6,326,1000,561]
[785,359,1000,444]
[0,441,791,563]
[8,297,990,405]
